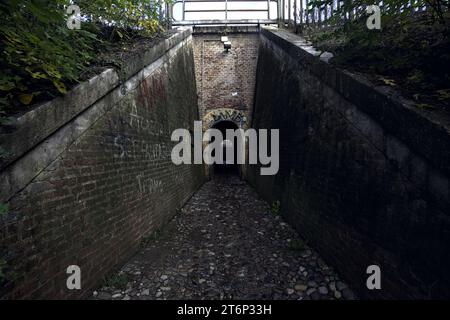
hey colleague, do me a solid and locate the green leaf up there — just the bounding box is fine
[53,80,67,94]
[19,93,34,105]
[415,103,435,110]
[436,89,450,101]
[380,78,396,86]
[0,203,8,215]
[0,80,15,91]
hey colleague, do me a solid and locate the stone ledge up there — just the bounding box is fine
[193,25,260,34]
[0,27,192,172]
[261,26,450,179]
[0,29,192,203]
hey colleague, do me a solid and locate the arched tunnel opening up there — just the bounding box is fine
[210,120,240,177]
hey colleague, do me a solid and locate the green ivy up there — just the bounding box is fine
[0,259,6,281]
[0,0,170,119]
[304,0,450,111]
[0,203,8,215]
[306,0,448,23]
[271,200,281,215]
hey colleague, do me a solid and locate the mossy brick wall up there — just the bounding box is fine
[0,29,205,299]
[248,28,450,299]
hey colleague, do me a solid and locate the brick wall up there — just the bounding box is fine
[0,30,205,299]
[248,28,450,299]
[192,29,259,124]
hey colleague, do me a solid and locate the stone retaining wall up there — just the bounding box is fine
[248,27,450,299]
[0,28,205,299]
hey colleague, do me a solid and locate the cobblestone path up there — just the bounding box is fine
[92,175,355,300]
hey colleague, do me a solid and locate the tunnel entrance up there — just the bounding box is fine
[211,120,239,176]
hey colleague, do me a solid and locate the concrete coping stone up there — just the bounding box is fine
[0,27,193,203]
[192,25,260,34]
[0,27,192,172]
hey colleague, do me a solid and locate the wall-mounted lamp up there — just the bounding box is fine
[223,41,231,52]
[221,36,231,53]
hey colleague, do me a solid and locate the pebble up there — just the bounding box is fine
[90,176,355,301]
[329,282,336,292]
[319,51,334,63]
[336,281,347,291]
[318,286,328,295]
[306,288,317,296]
[295,284,308,292]
[342,288,355,300]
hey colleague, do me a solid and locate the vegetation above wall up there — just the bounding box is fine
[304,1,450,113]
[0,0,171,123]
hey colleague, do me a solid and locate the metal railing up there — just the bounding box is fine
[167,0,444,28]
[277,0,436,31]
[171,0,278,26]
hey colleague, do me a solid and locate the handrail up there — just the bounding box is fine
[172,19,277,26]
[171,0,278,25]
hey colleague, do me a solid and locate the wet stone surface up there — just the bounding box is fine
[92,175,355,300]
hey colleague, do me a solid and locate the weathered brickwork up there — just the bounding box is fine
[248,29,450,299]
[192,30,259,125]
[2,25,449,301]
[0,33,205,299]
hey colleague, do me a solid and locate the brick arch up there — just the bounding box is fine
[202,108,249,131]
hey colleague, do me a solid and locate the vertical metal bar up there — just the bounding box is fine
[300,0,303,25]
[325,3,333,26]
[306,0,309,25]
[161,0,164,20]
[278,0,282,25]
[165,0,170,28]
[315,7,318,25]
[278,0,281,22]
[281,0,283,22]
[288,0,291,24]
[225,0,228,20]
[182,0,185,21]
[318,5,321,26]
[294,0,297,29]
[268,0,271,19]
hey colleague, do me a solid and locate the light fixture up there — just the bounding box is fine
[224,41,231,52]
[221,36,231,53]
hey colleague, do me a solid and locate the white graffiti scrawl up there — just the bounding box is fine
[137,175,163,194]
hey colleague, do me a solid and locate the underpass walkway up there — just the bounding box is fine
[92,175,355,300]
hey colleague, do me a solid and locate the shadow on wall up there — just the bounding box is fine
[248,27,450,299]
